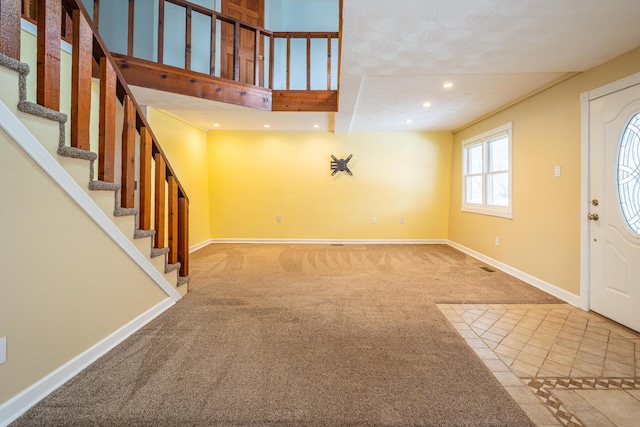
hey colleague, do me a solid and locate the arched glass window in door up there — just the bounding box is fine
[618,113,640,234]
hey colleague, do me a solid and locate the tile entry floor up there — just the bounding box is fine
[437,304,640,427]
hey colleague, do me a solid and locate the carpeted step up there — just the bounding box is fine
[134,229,156,239]
[177,276,190,287]
[151,247,170,258]
[114,207,137,217]
[89,180,120,192]
[165,262,181,274]
[57,146,97,161]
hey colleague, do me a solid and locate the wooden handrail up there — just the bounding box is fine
[9,0,190,279]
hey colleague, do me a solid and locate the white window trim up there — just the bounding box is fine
[462,122,513,219]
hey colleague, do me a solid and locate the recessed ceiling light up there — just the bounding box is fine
[422,102,432,108]
[443,82,454,89]
[263,124,270,128]
[313,124,320,128]
[213,123,220,127]
[404,119,413,124]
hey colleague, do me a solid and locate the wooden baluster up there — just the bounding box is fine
[158,0,165,63]
[233,21,240,81]
[62,9,72,42]
[1,0,21,59]
[168,176,178,265]
[269,34,274,89]
[154,153,166,248]
[71,9,92,151]
[178,198,189,277]
[98,57,116,182]
[139,127,152,230]
[306,33,311,90]
[286,35,290,90]
[185,6,191,70]
[327,34,332,90]
[37,0,61,110]
[209,16,216,75]
[93,0,100,28]
[127,0,134,56]
[121,95,136,208]
[253,29,259,86]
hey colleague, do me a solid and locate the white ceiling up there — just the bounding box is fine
[131,0,640,133]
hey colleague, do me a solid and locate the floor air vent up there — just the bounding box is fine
[479,266,496,273]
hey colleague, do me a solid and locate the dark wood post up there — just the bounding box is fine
[71,9,92,150]
[0,0,21,59]
[139,126,153,230]
[121,95,136,208]
[154,153,166,248]
[168,176,178,264]
[178,198,189,276]
[37,0,61,110]
[98,56,116,182]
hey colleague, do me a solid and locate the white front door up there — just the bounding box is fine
[588,81,640,332]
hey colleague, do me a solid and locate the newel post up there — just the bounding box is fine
[0,0,21,60]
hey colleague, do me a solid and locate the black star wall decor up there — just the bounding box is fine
[330,154,353,176]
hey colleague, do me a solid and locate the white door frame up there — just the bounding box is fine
[579,71,640,311]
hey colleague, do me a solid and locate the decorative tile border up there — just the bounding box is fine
[437,304,640,427]
[524,378,640,426]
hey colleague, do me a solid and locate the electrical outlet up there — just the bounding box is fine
[400,217,405,224]
[372,217,377,224]
[276,215,282,222]
[495,237,500,246]
[0,337,6,364]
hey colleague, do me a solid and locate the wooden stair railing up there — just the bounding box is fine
[18,0,340,111]
[3,0,190,281]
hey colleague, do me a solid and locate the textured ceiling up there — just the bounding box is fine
[132,0,640,133]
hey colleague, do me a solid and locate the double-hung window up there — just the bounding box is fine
[462,123,512,219]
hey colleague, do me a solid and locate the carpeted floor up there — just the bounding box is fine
[12,244,562,426]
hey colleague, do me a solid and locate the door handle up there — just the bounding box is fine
[588,213,599,221]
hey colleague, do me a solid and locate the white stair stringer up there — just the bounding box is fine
[0,53,187,296]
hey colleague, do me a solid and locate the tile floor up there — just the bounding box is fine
[437,304,640,427]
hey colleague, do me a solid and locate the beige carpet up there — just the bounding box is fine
[12,244,561,426]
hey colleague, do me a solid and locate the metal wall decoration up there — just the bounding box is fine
[331,154,353,176]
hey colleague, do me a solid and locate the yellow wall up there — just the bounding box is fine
[208,131,453,239]
[147,108,211,248]
[0,128,168,406]
[448,46,640,296]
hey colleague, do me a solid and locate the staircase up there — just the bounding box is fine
[0,0,190,295]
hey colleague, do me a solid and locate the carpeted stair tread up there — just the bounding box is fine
[57,146,97,161]
[89,181,120,192]
[134,229,156,239]
[165,262,181,274]
[150,247,170,258]
[115,207,138,217]
[0,53,30,74]
[18,100,67,123]
[177,276,190,287]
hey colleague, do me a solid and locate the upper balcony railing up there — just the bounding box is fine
[19,0,340,106]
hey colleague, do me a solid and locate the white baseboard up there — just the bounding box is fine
[193,238,448,249]
[0,298,175,427]
[447,240,581,307]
